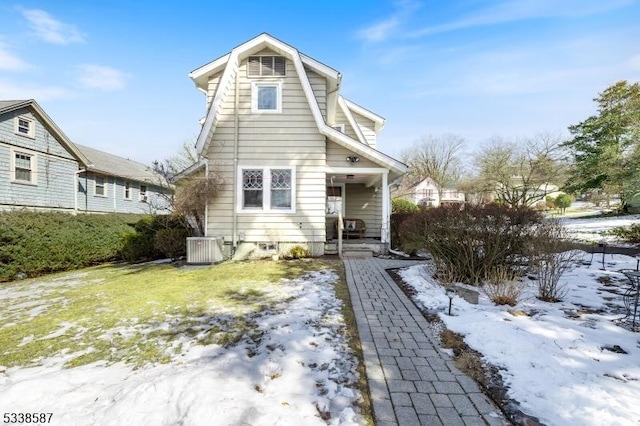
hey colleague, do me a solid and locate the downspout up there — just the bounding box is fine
[74,168,85,215]
[204,160,209,237]
[231,68,239,256]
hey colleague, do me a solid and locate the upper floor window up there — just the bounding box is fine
[15,116,35,138]
[94,176,106,196]
[12,151,36,184]
[247,56,285,77]
[251,82,282,113]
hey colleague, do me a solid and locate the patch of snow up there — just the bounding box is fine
[0,270,361,425]
[399,252,640,426]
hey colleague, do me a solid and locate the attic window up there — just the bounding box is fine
[15,116,35,138]
[248,56,286,77]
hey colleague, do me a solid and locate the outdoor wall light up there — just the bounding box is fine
[345,156,360,164]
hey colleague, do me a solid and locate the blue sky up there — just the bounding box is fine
[1,0,639,166]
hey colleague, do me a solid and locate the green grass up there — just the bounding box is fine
[0,259,331,369]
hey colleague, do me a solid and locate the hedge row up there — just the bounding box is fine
[0,212,189,282]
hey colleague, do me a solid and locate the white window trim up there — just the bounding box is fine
[251,81,283,114]
[124,181,132,200]
[94,175,107,197]
[14,115,35,139]
[139,184,148,202]
[9,148,37,185]
[237,166,296,214]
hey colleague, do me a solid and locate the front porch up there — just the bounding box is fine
[325,167,391,257]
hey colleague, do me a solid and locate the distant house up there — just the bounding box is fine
[0,99,170,214]
[185,33,407,258]
[401,177,465,207]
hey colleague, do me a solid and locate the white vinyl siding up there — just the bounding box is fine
[204,48,326,243]
[344,184,381,238]
[351,111,377,148]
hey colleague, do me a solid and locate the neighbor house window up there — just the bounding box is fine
[139,185,147,202]
[124,181,131,200]
[247,56,285,77]
[251,82,282,113]
[239,167,295,213]
[14,116,35,138]
[12,151,36,184]
[94,176,106,196]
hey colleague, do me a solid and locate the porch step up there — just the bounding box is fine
[342,249,373,258]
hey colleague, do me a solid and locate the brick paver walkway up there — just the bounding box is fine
[343,257,508,426]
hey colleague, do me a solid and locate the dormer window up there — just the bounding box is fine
[248,56,285,77]
[15,116,35,138]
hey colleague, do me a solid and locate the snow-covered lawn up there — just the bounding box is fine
[0,263,361,425]
[562,214,640,244]
[399,253,640,426]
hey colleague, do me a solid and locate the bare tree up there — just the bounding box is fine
[401,134,465,199]
[476,133,568,208]
[152,141,224,236]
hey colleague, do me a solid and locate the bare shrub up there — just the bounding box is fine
[483,280,525,306]
[529,219,578,302]
[399,204,544,285]
[483,267,525,306]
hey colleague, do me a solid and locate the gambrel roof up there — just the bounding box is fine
[189,33,407,177]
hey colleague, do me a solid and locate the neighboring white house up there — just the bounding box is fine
[185,33,407,259]
[0,99,170,214]
[403,177,465,207]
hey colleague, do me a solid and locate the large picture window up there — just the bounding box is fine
[239,167,295,213]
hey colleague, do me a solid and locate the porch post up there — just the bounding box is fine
[381,172,389,245]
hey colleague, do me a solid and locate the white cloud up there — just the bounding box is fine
[0,44,31,71]
[409,0,637,37]
[356,0,421,42]
[76,65,129,91]
[0,78,73,101]
[21,8,85,45]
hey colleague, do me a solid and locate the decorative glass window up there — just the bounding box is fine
[270,169,291,209]
[15,116,35,138]
[124,181,131,199]
[95,176,106,196]
[247,56,286,77]
[239,167,295,213]
[139,185,148,202]
[252,83,282,113]
[242,169,263,208]
[14,152,34,183]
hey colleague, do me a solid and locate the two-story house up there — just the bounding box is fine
[186,33,407,258]
[403,177,465,208]
[0,99,170,214]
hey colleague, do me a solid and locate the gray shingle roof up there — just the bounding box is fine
[75,144,161,185]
